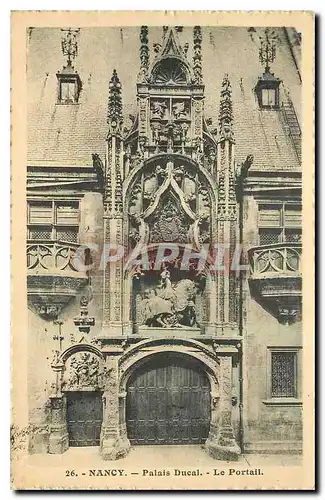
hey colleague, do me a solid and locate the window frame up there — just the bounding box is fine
[258,201,302,246]
[27,199,80,243]
[261,88,276,107]
[263,346,302,406]
[59,79,78,104]
[56,71,82,105]
[255,78,280,110]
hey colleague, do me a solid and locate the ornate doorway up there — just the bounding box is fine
[66,391,103,447]
[126,353,211,445]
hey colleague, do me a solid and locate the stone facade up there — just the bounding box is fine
[26,26,302,459]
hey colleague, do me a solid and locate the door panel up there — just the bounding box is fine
[126,353,211,445]
[67,391,103,447]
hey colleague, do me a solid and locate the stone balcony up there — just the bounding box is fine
[247,243,302,324]
[27,240,88,320]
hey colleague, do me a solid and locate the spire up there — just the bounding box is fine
[193,26,203,84]
[138,26,149,82]
[218,74,234,142]
[107,69,123,132]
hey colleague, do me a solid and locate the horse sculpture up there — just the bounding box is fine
[140,278,197,328]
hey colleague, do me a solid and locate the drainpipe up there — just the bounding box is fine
[236,154,253,452]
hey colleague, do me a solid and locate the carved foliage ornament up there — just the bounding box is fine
[218,74,234,142]
[193,26,203,84]
[138,25,149,81]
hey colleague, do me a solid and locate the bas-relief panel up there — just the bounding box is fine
[133,269,205,328]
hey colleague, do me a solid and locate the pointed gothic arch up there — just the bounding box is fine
[124,153,217,207]
[147,27,193,86]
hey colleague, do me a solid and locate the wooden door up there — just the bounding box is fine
[66,391,103,447]
[126,353,211,445]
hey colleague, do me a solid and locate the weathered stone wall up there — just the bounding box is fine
[243,298,302,452]
[27,193,104,453]
[241,194,302,453]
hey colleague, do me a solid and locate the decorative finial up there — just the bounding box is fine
[73,296,95,334]
[139,26,149,81]
[61,28,80,67]
[193,26,203,84]
[107,69,123,131]
[259,28,277,73]
[218,74,234,142]
[53,319,64,351]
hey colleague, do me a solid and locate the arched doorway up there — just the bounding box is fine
[126,352,211,445]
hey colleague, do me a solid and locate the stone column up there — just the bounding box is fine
[204,273,217,335]
[205,351,240,460]
[79,192,104,311]
[102,214,124,335]
[100,353,130,460]
[48,394,69,454]
[122,274,133,335]
[216,75,238,331]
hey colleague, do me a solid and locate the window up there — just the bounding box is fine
[261,88,276,107]
[264,347,302,405]
[27,200,79,242]
[271,351,297,398]
[60,80,77,103]
[56,71,82,104]
[254,75,280,109]
[258,202,302,245]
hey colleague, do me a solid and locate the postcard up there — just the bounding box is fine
[11,10,314,490]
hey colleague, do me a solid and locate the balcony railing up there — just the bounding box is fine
[27,240,84,274]
[248,243,301,277]
[27,240,88,319]
[247,243,302,324]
